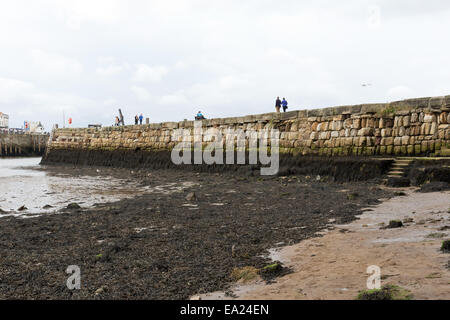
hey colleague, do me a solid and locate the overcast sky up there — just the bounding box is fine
[1,0,450,129]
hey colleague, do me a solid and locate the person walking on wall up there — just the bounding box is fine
[282,98,288,112]
[115,116,119,126]
[275,97,281,113]
[195,111,206,120]
[134,115,139,125]
[139,113,144,125]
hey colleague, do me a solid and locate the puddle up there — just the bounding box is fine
[0,158,196,218]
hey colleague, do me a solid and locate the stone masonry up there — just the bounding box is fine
[47,96,450,157]
[0,133,48,157]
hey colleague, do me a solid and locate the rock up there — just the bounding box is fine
[190,295,202,300]
[441,240,450,253]
[386,220,403,229]
[185,192,197,202]
[94,287,106,296]
[417,182,450,193]
[260,263,283,276]
[18,205,27,211]
[43,205,53,209]
[67,203,81,210]
[386,177,410,188]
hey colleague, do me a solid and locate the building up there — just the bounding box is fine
[0,112,9,128]
[31,122,45,133]
[24,121,45,133]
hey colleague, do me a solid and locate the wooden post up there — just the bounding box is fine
[119,109,125,126]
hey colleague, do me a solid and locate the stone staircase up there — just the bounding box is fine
[387,158,414,178]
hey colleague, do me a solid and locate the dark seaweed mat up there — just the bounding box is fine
[0,167,392,300]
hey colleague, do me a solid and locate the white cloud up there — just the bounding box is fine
[96,65,124,76]
[0,78,35,104]
[131,86,152,102]
[158,92,189,106]
[103,98,118,106]
[1,0,450,127]
[387,86,415,101]
[133,64,168,83]
[30,49,83,78]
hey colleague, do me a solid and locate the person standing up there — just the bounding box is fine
[139,114,144,125]
[115,116,119,126]
[275,97,281,113]
[134,115,139,125]
[282,98,288,112]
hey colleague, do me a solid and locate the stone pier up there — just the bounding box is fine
[44,95,450,160]
[0,133,49,157]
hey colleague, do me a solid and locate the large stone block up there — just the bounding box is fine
[401,136,410,145]
[352,118,361,129]
[423,113,436,123]
[358,128,374,136]
[280,111,299,120]
[381,128,392,137]
[429,96,444,109]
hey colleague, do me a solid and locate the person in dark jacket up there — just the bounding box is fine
[134,115,139,125]
[282,98,288,112]
[275,97,281,113]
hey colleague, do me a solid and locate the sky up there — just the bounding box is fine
[1,0,450,130]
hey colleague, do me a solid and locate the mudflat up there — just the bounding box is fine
[0,165,392,299]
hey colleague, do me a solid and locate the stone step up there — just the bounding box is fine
[388,171,403,175]
[392,162,410,166]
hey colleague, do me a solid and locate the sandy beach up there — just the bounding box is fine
[199,188,450,300]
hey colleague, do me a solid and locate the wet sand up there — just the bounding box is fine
[0,165,393,299]
[200,188,450,300]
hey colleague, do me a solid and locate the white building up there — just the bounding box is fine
[0,112,9,128]
[28,121,45,133]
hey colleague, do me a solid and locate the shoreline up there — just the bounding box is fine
[198,188,450,300]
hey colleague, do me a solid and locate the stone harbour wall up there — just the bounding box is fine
[0,133,48,157]
[46,95,450,158]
